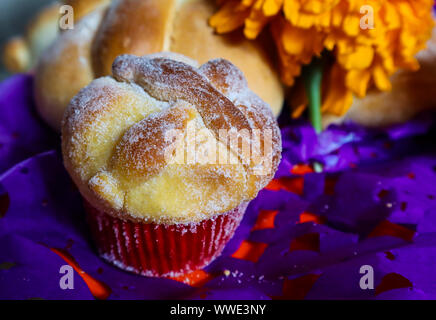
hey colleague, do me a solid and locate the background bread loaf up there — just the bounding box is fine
[33,0,284,131]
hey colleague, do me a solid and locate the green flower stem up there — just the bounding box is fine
[303,59,324,172]
[303,59,323,134]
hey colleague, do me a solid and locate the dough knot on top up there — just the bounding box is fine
[62,53,282,224]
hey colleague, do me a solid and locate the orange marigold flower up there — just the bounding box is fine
[210,0,434,116]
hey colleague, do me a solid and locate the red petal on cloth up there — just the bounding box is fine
[324,176,339,196]
[0,187,9,218]
[50,247,112,300]
[272,274,321,300]
[298,212,325,224]
[376,273,413,296]
[169,270,214,288]
[251,210,279,231]
[407,172,416,179]
[265,177,304,195]
[290,164,314,175]
[377,189,390,199]
[289,233,320,252]
[368,220,415,242]
[231,240,268,263]
[385,251,396,261]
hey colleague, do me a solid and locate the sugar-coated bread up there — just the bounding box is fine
[62,54,282,224]
[35,0,284,132]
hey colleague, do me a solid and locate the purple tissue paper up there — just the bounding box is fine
[1,74,436,300]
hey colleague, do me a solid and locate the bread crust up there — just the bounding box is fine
[92,0,176,76]
[34,0,284,132]
[34,9,106,131]
[64,0,111,22]
[62,55,282,224]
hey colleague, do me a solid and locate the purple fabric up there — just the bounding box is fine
[0,75,58,173]
[1,74,436,300]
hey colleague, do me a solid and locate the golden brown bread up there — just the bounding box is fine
[35,0,284,132]
[64,0,111,22]
[91,0,175,76]
[34,8,106,130]
[62,54,282,224]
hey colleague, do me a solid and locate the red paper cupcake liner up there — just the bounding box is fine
[85,202,247,277]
